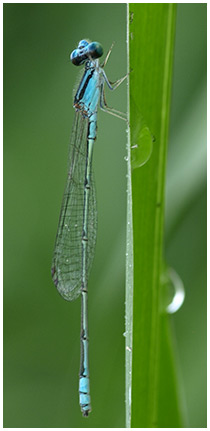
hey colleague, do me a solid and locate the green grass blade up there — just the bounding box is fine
[126,4,182,427]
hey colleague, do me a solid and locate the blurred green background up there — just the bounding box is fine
[4,3,206,428]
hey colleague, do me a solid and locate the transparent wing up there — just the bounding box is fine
[52,111,97,301]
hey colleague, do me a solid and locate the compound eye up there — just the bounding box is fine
[70,49,81,66]
[87,42,103,59]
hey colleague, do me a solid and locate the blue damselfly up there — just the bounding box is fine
[51,39,127,417]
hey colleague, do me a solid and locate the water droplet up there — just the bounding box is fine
[124,156,129,162]
[160,266,185,314]
[130,97,154,169]
[129,11,134,23]
[126,346,132,352]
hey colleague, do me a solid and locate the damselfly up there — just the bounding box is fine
[51,39,127,417]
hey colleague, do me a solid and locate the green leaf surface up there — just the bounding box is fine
[126,4,183,427]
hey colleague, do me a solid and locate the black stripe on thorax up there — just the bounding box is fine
[75,69,95,103]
